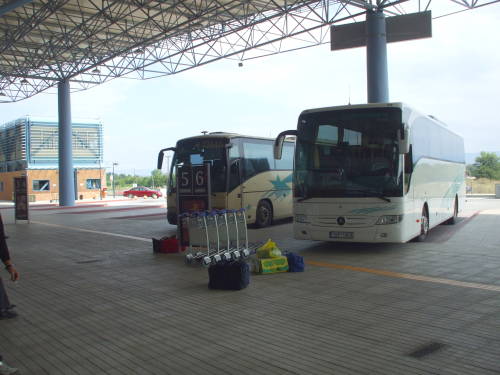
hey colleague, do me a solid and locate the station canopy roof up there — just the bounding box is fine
[1,0,498,102]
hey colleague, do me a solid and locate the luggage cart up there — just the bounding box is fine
[183,208,257,267]
[183,212,212,266]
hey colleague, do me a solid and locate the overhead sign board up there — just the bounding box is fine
[331,11,432,50]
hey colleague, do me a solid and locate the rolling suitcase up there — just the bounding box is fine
[208,261,250,290]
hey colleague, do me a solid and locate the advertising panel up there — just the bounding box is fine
[14,176,29,221]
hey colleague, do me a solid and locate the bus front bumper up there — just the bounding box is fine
[293,223,406,243]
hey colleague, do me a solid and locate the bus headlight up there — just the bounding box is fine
[295,214,310,223]
[375,215,403,225]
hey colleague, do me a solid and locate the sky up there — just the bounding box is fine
[1,3,499,175]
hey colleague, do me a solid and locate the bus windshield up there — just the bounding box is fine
[295,107,403,199]
[169,137,228,192]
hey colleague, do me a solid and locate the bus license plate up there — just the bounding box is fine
[329,231,354,239]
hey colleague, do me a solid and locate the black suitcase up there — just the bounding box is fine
[208,261,250,290]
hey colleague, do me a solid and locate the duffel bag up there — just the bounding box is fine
[286,252,305,272]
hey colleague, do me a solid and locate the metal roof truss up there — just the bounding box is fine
[0,0,498,102]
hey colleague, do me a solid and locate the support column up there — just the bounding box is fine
[366,9,389,103]
[58,79,75,206]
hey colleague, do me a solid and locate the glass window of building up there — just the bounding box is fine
[33,180,50,191]
[86,179,101,189]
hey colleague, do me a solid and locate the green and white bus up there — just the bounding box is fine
[158,132,294,227]
[274,102,465,243]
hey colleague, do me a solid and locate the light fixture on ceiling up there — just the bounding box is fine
[20,78,28,84]
[134,47,144,54]
[0,91,6,97]
[91,67,100,74]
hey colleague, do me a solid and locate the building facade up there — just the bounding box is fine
[0,117,105,202]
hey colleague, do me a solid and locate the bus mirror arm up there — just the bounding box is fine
[274,130,297,160]
[157,147,176,169]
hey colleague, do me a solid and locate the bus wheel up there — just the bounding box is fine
[416,206,429,242]
[445,198,458,225]
[152,194,158,199]
[255,200,273,228]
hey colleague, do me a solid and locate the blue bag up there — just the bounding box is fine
[286,252,305,272]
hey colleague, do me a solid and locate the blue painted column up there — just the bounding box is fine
[366,9,389,103]
[58,79,75,206]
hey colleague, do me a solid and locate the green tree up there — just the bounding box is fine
[151,169,168,188]
[469,152,500,179]
[106,169,168,189]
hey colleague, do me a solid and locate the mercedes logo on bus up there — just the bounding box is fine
[337,217,346,226]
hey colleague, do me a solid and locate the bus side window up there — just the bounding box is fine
[242,141,273,179]
[404,146,413,174]
[275,143,294,170]
[404,146,413,193]
[229,160,241,192]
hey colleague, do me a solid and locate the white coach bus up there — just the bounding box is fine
[274,102,465,243]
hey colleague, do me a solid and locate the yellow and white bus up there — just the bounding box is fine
[158,132,294,227]
[274,102,465,243]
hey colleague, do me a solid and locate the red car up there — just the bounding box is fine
[123,186,162,199]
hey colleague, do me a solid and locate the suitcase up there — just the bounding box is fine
[152,236,179,253]
[208,261,250,290]
[286,252,305,272]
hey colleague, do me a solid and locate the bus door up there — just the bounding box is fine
[227,158,243,210]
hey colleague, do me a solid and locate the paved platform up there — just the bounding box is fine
[1,198,500,374]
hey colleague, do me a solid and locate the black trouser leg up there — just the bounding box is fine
[0,277,11,311]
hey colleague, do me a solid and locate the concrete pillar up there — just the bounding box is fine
[57,79,75,206]
[366,9,389,103]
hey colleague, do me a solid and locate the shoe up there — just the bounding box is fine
[0,362,19,375]
[0,310,18,320]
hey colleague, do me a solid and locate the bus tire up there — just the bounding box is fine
[255,200,273,228]
[445,197,458,225]
[152,194,158,199]
[415,206,429,242]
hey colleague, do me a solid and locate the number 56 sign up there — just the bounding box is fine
[176,164,212,247]
[177,164,210,195]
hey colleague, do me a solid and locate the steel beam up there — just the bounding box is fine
[0,0,35,17]
[57,79,75,206]
[366,9,389,103]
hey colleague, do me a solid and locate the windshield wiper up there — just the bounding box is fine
[345,189,391,202]
[373,195,391,203]
[297,196,312,202]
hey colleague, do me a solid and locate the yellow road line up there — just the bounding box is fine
[306,260,500,292]
[32,221,152,242]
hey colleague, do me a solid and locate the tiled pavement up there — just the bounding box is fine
[0,198,500,374]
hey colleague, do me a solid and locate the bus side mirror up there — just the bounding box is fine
[274,130,297,160]
[157,147,176,169]
[398,125,410,154]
